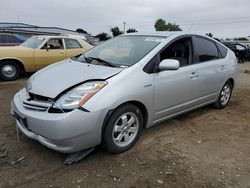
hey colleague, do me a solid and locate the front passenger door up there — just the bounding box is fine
[153,37,200,122]
[34,38,66,70]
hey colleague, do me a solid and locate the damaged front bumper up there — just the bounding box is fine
[11,89,108,153]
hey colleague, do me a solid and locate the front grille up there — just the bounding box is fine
[20,89,70,113]
[22,101,49,111]
[28,92,51,102]
[21,90,52,112]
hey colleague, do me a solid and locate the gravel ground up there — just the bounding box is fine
[0,63,250,188]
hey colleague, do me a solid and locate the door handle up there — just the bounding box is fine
[60,52,65,54]
[189,72,199,79]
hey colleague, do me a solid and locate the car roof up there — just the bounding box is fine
[123,31,201,38]
[32,35,84,40]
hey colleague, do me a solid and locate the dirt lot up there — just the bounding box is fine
[0,63,250,188]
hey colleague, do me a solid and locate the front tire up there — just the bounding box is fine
[102,104,143,154]
[214,81,232,109]
[0,61,21,81]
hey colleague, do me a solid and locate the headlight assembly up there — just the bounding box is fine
[53,81,107,110]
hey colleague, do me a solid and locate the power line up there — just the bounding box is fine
[180,19,250,25]
[126,17,250,28]
[103,16,250,33]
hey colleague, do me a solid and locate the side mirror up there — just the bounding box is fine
[44,44,50,51]
[159,59,180,71]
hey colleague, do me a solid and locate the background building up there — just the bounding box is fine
[0,22,87,38]
[0,22,101,45]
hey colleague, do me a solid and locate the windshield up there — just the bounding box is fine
[76,36,165,67]
[20,36,45,49]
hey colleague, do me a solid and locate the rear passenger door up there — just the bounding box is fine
[192,36,226,102]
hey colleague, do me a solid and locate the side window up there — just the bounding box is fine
[0,35,2,43]
[216,42,228,58]
[42,39,64,49]
[195,37,219,63]
[64,39,82,49]
[159,38,192,67]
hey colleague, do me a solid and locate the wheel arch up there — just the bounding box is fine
[101,100,149,141]
[227,78,234,89]
[0,58,25,72]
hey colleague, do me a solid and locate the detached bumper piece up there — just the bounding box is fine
[64,147,95,165]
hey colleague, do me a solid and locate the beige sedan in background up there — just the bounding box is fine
[0,35,93,80]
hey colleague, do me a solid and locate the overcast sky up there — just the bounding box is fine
[1,0,250,38]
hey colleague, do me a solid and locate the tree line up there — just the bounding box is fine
[76,18,182,41]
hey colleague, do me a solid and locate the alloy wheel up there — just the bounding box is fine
[220,83,231,106]
[2,64,17,78]
[112,112,139,147]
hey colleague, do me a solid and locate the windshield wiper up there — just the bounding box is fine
[86,56,116,67]
[83,55,92,63]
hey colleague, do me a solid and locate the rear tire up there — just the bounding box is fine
[102,104,143,154]
[214,81,232,109]
[0,61,21,81]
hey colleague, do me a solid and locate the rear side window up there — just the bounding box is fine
[65,39,82,49]
[216,42,228,58]
[194,37,219,62]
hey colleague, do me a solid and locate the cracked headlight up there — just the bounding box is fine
[53,81,107,110]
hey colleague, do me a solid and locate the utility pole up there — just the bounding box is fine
[109,25,112,37]
[123,22,126,34]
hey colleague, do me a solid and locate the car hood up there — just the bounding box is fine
[0,46,31,57]
[0,46,29,50]
[27,59,123,98]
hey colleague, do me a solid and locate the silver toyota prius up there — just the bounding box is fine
[11,32,237,154]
